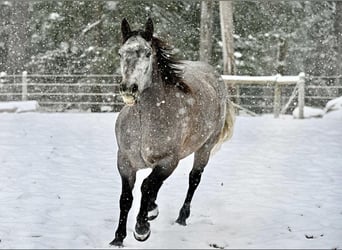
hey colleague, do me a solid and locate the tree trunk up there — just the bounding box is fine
[220,0,238,109]
[199,0,214,63]
[334,1,342,95]
[219,0,235,75]
[5,1,29,74]
[91,2,104,112]
[276,37,288,75]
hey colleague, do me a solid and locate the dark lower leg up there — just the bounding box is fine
[135,165,174,236]
[110,176,135,246]
[146,190,159,221]
[136,172,163,227]
[176,168,203,225]
[176,148,210,226]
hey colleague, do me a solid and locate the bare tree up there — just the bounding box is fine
[5,0,29,74]
[199,0,214,63]
[276,37,288,75]
[219,0,235,75]
[91,2,105,112]
[334,1,342,94]
[220,0,238,109]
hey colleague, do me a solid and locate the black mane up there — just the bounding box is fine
[123,31,190,93]
[151,37,190,93]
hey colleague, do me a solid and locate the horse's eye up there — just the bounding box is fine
[146,51,151,58]
[118,52,121,58]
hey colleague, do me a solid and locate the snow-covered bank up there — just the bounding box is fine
[293,96,342,119]
[0,101,39,113]
[0,113,341,249]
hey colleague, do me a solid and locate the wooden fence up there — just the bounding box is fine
[0,73,122,112]
[222,73,305,118]
[1,72,341,117]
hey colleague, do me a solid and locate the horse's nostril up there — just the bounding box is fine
[120,84,127,92]
[131,84,138,93]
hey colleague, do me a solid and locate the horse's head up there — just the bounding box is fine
[118,18,154,106]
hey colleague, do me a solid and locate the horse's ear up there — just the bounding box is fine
[121,18,131,43]
[145,18,154,41]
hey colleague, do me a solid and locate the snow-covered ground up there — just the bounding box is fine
[0,111,341,249]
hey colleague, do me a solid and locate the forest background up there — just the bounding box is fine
[0,0,341,112]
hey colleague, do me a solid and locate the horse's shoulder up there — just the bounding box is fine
[179,60,224,95]
[115,106,138,133]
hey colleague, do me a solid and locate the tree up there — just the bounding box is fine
[0,1,11,72]
[26,1,201,75]
[219,0,235,75]
[2,1,29,74]
[199,0,214,63]
[334,1,342,94]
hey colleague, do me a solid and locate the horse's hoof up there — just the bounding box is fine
[175,217,187,226]
[109,238,124,247]
[133,229,151,242]
[147,205,159,221]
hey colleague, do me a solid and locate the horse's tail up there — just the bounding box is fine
[211,99,235,155]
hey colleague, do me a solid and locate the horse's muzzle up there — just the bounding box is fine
[120,83,138,93]
[120,83,138,106]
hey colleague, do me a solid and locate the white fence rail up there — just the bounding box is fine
[222,72,305,118]
[1,73,341,116]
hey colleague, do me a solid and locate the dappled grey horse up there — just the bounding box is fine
[110,18,235,247]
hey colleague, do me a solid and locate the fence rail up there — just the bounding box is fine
[0,73,122,112]
[222,73,305,118]
[1,73,341,116]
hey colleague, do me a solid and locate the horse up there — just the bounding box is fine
[110,18,235,247]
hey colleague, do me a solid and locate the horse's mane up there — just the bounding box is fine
[151,37,191,93]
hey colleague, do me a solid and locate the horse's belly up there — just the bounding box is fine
[179,129,213,158]
[180,104,224,158]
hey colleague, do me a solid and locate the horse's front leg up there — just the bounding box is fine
[134,158,178,241]
[176,147,210,226]
[110,153,136,247]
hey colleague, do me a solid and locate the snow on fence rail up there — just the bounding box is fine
[1,72,341,116]
[223,73,342,118]
[222,73,305,118]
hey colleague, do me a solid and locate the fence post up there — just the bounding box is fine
[298,72,305,119]
[22,71,28,101]
[273,74,281,118]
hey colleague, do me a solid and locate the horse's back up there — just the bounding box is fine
[179,60,227,100]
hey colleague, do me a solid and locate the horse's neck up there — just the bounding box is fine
[137,68,170,117]
[152,58,163,85]
[148,63,168,99]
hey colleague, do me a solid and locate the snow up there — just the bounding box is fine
[324,97,342,120]
[292,106,324,119]
[105,1,118,10]
[325,96,342,113]
[234,52,242,58]
[0,113,341,249]
[221,74,300,85]
[292,96,342,119]
[0,101,39,113]
[48,13,63,21]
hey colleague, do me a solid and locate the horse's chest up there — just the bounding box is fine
[119,120,172,165]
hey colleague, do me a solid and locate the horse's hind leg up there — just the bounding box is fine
[176,146,211,226]
[110,153,136,247]
[134,158,178,241]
